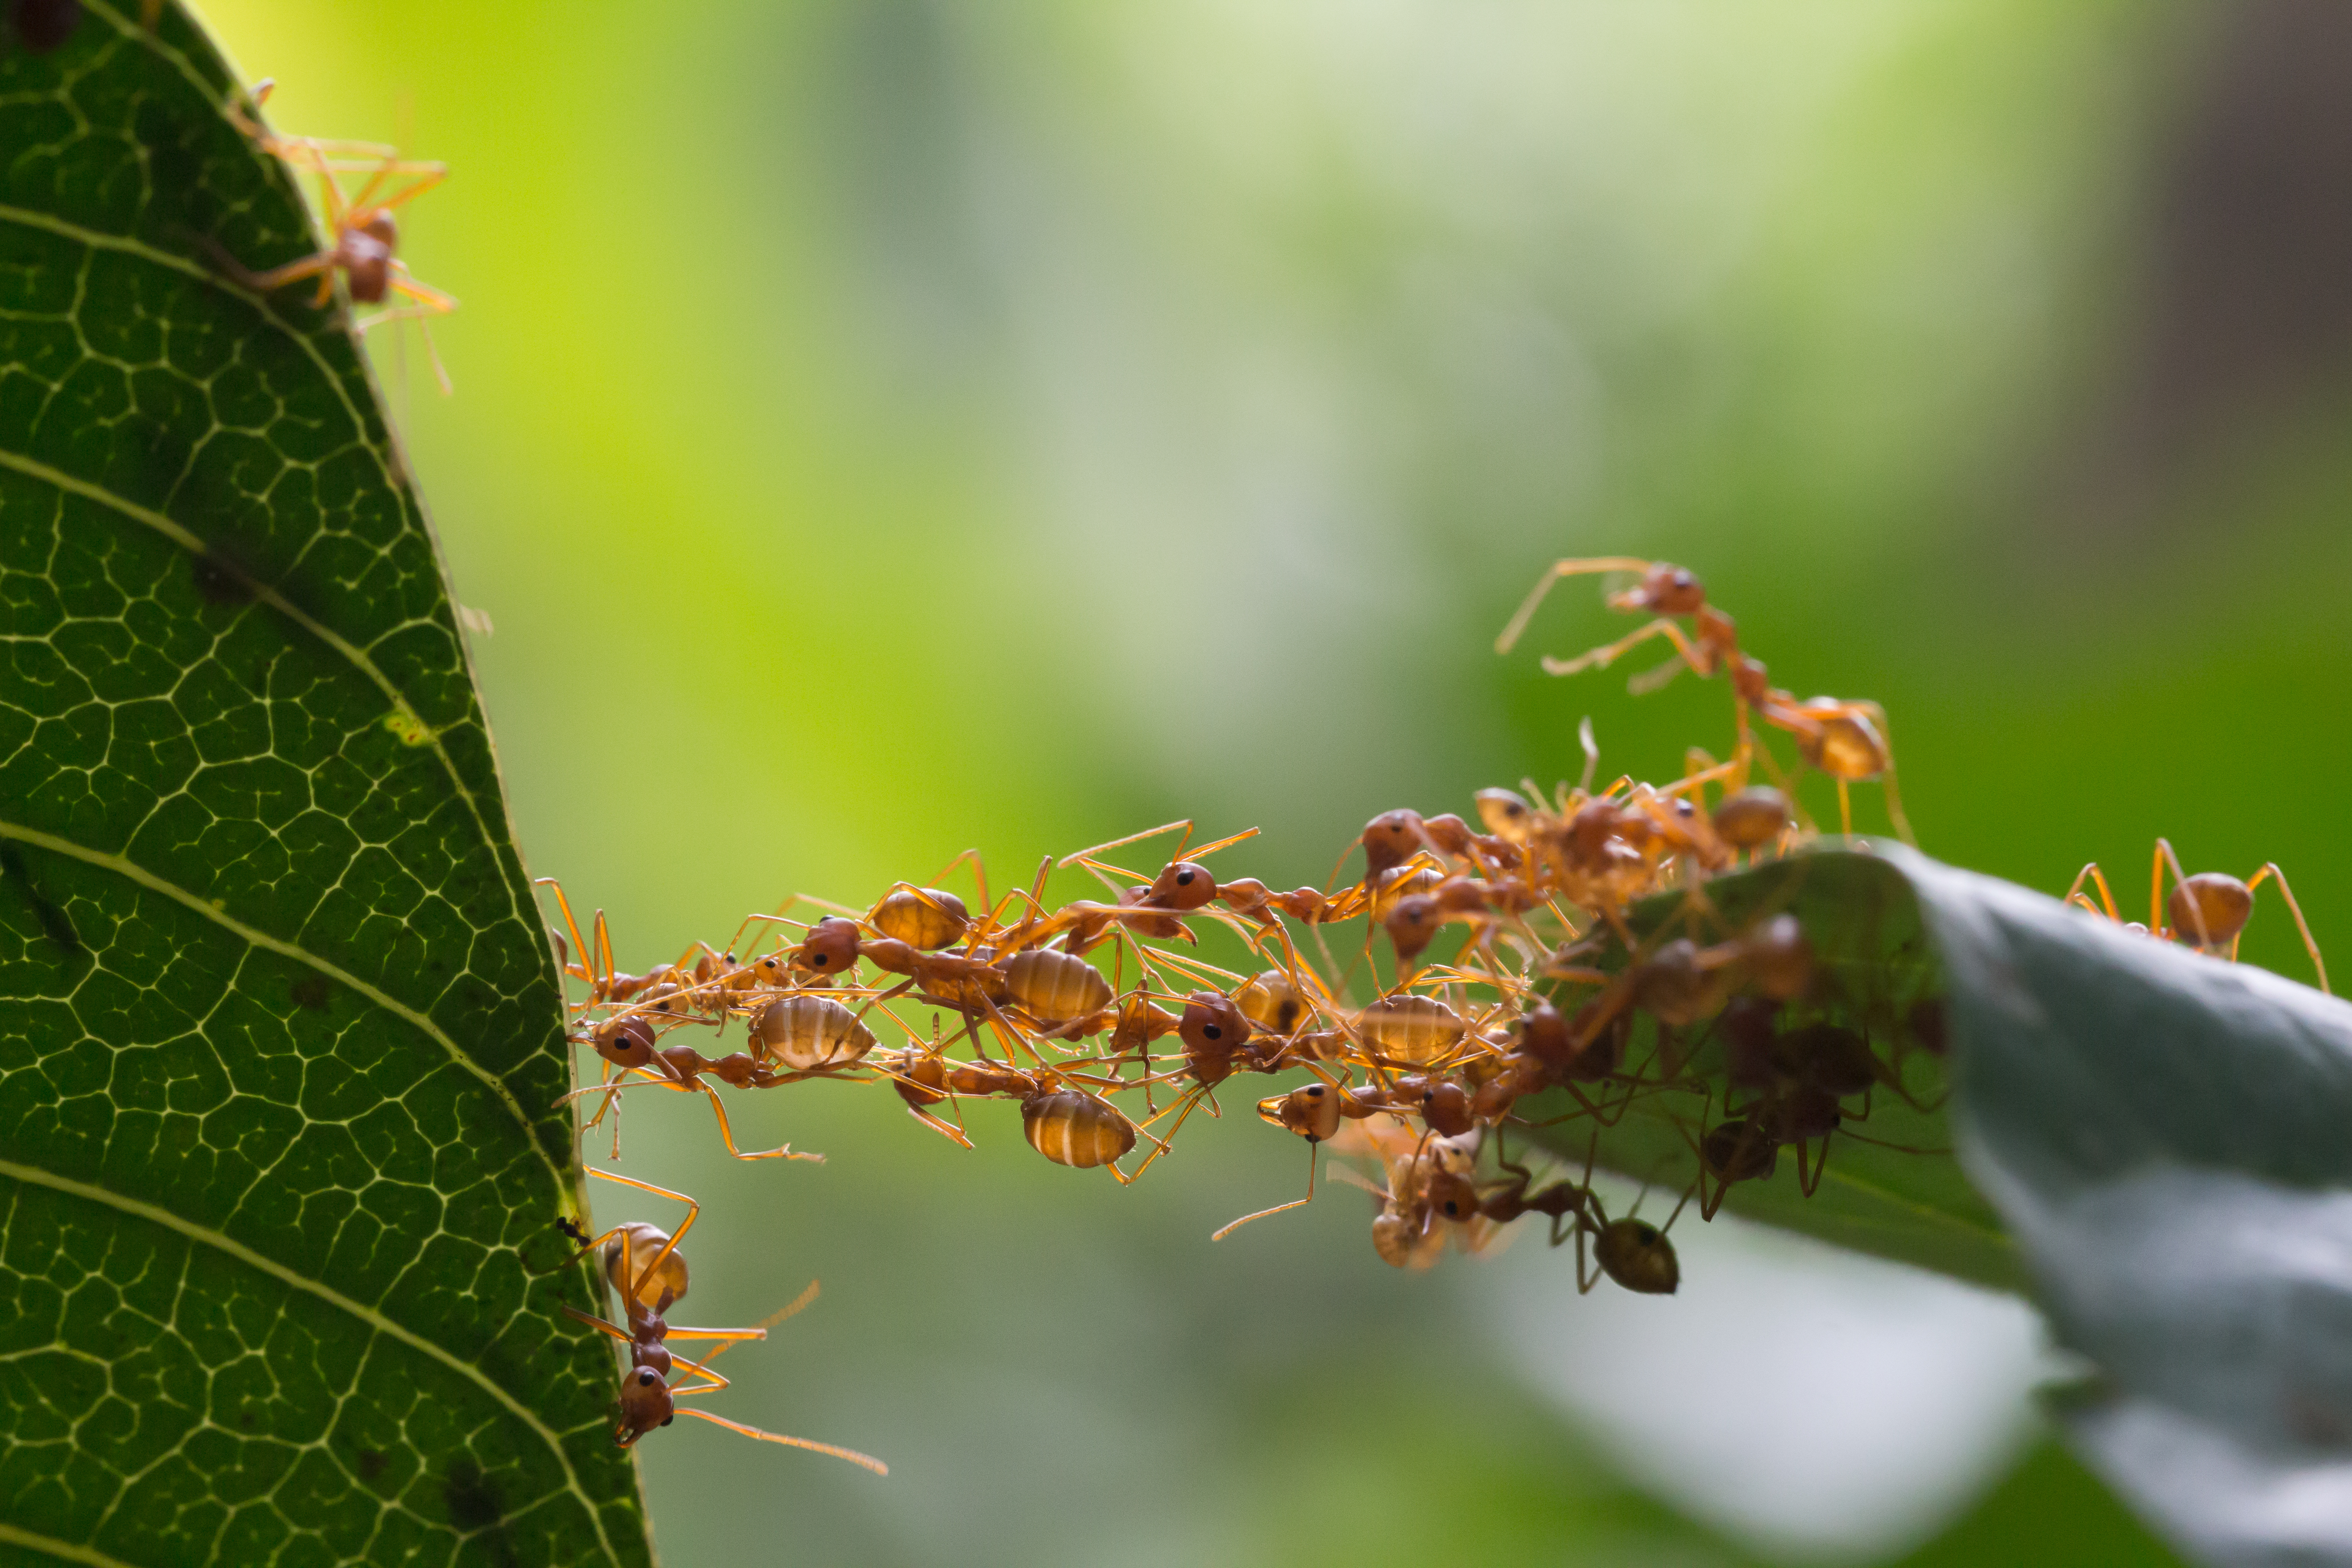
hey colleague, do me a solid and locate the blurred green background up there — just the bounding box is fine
[192,0,2352,1562]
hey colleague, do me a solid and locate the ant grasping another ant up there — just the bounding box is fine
[544,1171,886,1473]
[1496,558,1914,842]
[2066,838,2328,994]
[212,79,459,391]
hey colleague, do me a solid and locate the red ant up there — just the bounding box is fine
[2067,838,2328,993]
[1497,557,1913,841]
[216,80,458,391]
[549,1172,887,1473]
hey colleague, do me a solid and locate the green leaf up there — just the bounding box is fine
[1521,848,2016,1290]
[1534,844,2352,1565]
[1901,846,2352,1568]
[0,6,651,1564]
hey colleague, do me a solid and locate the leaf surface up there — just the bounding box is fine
[1531,844,2352,1567]
[0,6,650,1563]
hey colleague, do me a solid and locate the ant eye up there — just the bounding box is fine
[1203,1024,1221,1039]
[1176,870,1194,884]
[1305,1086,1324,1098]
[661,1416,674,1426]
[637,1371,657,1385]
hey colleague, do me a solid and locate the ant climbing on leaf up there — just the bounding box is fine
[213,78,459,391]
[1496,557,1913,841]
[550,1171,887,1473]
[2066,838,2328,994]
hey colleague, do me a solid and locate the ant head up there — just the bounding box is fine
[591,1015,657,1068]
[1632,563,1706,615]
[1147,860,1218,911]
[1419,1079,1474,1139]
[1360,809,1425,878]
[1179,991,1249,1052]
[1259,1082,1342,1142]
[797,916,862,972]
[358,208,398,247]
[1425,1169,1479,1223]
[613,1366,675,1446]
[1711,785,1789,851]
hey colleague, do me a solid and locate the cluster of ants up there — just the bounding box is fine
[528,559,1946,1465]
[530,557,2330,1471]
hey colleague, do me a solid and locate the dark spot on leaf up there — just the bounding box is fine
[443,1460,504,1531]
[11,0,80,53]
[237,1411,254,1428]
[357,1449,388,1482]
[0,843,80,953]
[290,975,333,1011]
[189,550,255,606]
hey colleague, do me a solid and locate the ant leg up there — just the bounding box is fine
[1184,826,1261,862]
[698,1084,823,1163]
[2246,863,2330,994]
[534,878,596,990]
[206,245,334,296]
[1210,1142,1318,1241]
[1495,557,1658,655]
[2153,838,2210,946]
[1836,778,1854,839]
[560,1304,635,1345]
[1539,618,1704,681]
[353,164,449,220]
[2063,863,2120,922]
[671,1409,888,1475]
[1059,821,1193,870]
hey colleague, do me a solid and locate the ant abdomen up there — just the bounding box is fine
[1002,950,1112,1029]
[1353,994,1466,1067]
[751,995,877,1071]
[1711,786,1790,851]
[2169,872,2255,950]
[871,887,970,950]
[1022,1090,1136,1170]
[1235,970,1310,1035]
[1594,1220,1679,1294]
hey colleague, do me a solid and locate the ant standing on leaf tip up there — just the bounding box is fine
[211,77,460,392]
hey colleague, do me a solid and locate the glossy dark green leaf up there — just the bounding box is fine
[1901,846,2352,1568]
[0,5,652,1563]
[1532,844,2352,1566]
